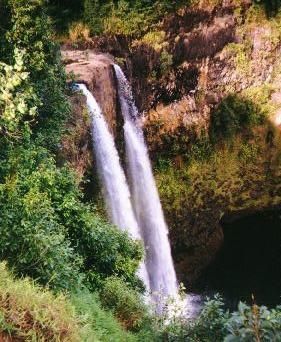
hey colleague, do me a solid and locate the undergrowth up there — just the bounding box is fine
[0,262,80,341]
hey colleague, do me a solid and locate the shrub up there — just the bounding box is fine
[209,94,266,141]
[83,0,112,35]
[158,297,281,342]
[103,0,155,36]
[0,49,39,137]
[6,0,59,73]
[186,296,228,341]
[84,0,187,37]
[72,290,138,341]
[0,145,83,291]
[225,302,281,341]
[1,0,71,149]
[159,49,173,75]
[67,211,145,291]
[100,276,148,330]
[0,262,80,341]
[47,0,84,34]
[135,31,167,52]
[0,142,144,292]
[69,21,90,42]
[254,0,281,18]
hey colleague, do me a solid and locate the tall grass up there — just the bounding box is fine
[0,262,80,341]
[71,290,138,342]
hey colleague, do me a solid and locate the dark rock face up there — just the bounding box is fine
[89,2,245,112]
[174,16,236,62]
[59,94,92,178]
[122,1,250,113]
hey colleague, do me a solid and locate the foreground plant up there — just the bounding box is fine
[0,262,80,341]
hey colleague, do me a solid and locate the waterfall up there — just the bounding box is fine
[113,65,178,299]
[76,83,150,291]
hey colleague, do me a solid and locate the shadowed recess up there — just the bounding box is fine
[255,0,281,18]
[194,209,281,309]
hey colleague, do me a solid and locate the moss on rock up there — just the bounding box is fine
[155,122,281,285]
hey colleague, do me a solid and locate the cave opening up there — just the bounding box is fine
[194,209,281,309]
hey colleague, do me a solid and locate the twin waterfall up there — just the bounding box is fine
[77,84,150,290]
[77,66,178,305]
[114,65,178,298]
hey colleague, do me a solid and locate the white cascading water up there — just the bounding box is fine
[113,65,178,299]
[77,83,150,291]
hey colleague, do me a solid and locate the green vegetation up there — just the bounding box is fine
[1,263,280,341]
[160,296,281,341]
[0,262,80,341]
[155,124,281,265]
[255,0,281,18]
[0,0,281,340]
[72,290,138,342]
[224,42,252,77]
[46,0,187,38]
[100,276,148,330]
[134,31,168,52]
[0,49,39,136]
[0,0,70,150]
[209,94,266,141]
[47,0,84,34]
[83,0,186,36]
[0,143,143,292]
[0,263,143,341]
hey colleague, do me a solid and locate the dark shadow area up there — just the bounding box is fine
[47,0,84,33]
[193,210,281,309]
[255,0,281,18]
[209,93,266,142]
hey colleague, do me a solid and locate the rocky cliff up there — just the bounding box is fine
[61,0,281,286]
[62,50,118,134]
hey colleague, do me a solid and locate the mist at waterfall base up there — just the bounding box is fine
[76,83,150,292]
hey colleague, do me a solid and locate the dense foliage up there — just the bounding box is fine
[0,49,39,137]
[159,296,281,341]
[46,0,186,37]
[83,0,184,36]
[0,143,144,291]
[209,94,266,141]
[0,0,144,294]
[0,263,139,341]
[100,276,148,330]
[0,0,70,149]
[0,0,281,341]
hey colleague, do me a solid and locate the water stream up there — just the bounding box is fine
[77,78,199,316]
[113,65,178,299]
[77,83,150,291]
